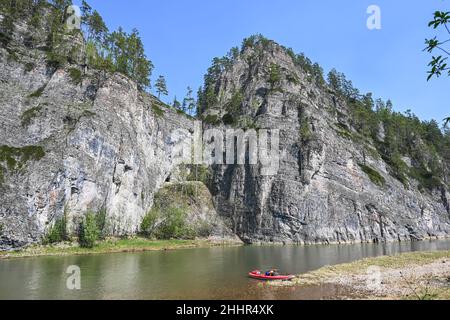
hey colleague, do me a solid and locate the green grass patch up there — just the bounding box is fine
[293,251,450,283]
[152,104,165,118]
[0,145,45,172]
[358,163,386,187]
[0,238,236,260]
[68,68,82,85]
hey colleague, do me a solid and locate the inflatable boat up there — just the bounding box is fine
[248,270,295,281]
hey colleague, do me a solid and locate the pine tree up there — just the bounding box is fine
[182,86,196,116]
[172,96,181,110]
[155,75,168,99]
[107,27,153,90]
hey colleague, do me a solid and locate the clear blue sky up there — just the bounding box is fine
[74,0,449,122]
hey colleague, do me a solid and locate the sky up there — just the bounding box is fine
[73,0,450,122]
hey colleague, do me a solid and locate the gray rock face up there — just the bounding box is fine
[202,42,450,244]
[0,30,214,248]
[1,17,449,249]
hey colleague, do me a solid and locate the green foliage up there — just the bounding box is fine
[28,85,46,98]
[95,208,107,240]
[78,211,100,248]
[2,0,153,90]
[140,208,159,237]
[324,63,449,192]
[198,35,325,115]
[225,90,243,115]
[172,96,181,111]
[182,86,196,116]
[0,165,4,184]
[106,27,153,90]
[409,166,442,191]
[299,117,313,143]
[140,205,195,240]
[203,114,220,125]
[0,0,47,47]
[0,145,45,172]
[383,153,409,186]
[154,206,195,240]
[186,165,211,185]
[43,214,68,245]
[81,1,108,43]
[21,105,42,127]
[268,63,282,89]
[151,104,165,117]
[425,11,450,80]
[45,50,67,69]
[286,50,325,85]
[222,113,236,125]
[444,117,450,127]
[358,163,386,187]
[68,67,82,85]
[198,45,243,113]
[155,75,168,98]
[327,68,360,100]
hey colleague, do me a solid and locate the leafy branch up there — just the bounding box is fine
[424,10,450,124]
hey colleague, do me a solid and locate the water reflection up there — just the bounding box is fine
[0,240,449,299]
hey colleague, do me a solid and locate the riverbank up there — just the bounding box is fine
[0,238,243,260]
[271,250,450,300]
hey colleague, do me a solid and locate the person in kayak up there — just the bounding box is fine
[265,269,280,276]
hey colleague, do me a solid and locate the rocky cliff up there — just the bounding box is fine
[200,38,450,244]
[0,12,237,249]
[1,12,450,249]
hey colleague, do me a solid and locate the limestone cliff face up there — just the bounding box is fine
[201,41,450,244]
[0,51,196,248]
[1,14,449,249]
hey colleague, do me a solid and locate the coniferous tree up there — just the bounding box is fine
[107,27,153,90]
[182,86,196,116]
[155,75,168,99]
[172,96,181,110]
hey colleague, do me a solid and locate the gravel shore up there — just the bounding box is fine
[270,251,450,300]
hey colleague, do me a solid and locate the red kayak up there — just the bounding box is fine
[248,270,295,281]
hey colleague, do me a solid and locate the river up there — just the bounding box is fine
[1,240,449,299]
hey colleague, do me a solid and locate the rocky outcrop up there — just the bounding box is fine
[0,11,239,248]
[0,45,199,248]
[201,40,450,244]
[1,13,449,249]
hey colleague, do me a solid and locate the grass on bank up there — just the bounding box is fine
[289,251,450,285]
[272,250,450,300]
[0,238,239,260]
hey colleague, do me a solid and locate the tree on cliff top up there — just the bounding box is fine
[155,75,168,99]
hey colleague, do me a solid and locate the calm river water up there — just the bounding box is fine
[1,240,449,300]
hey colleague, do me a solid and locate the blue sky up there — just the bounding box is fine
[74,0,450,122]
